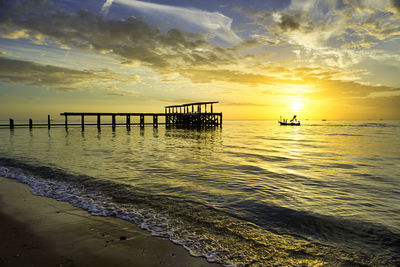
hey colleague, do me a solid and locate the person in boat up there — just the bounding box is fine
[279,115,300,125]
[291,115,300,125]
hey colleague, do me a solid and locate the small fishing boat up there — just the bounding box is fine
[279,121,300,126]
[279,115,300,126]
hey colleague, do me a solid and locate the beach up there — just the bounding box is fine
[0,177,216,266]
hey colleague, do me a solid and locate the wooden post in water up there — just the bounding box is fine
[81,115,85,131]
[9,119,14,129]
[153,115,158,127]
[65,115,68,130]
[126,115,131,130]
[97,115,101,130]
[140,115,144,128]
[48,115,51,129]
[112,114,116,130]
[29,119,33,129]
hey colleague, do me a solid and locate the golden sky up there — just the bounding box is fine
[0,0,399,120]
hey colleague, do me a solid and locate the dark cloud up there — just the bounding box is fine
[278,13,302,31]
[0,57,114,91]
[392,0,400,12]
[0,0,234,71]
[243,9,311,33]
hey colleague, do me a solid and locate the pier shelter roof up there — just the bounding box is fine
[164,101,218,108]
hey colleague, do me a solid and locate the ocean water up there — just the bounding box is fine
[0,120,399,266]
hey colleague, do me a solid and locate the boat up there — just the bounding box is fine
[278,115,300,126]
[279,121,300,126]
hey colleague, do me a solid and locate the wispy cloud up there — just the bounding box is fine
[101,0,114,16]
[106,0,241,45]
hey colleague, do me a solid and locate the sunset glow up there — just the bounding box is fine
[0,0,399,120]
[291,99,303,114]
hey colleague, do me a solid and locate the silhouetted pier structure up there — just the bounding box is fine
[165,102,222,127]
[1,102,222,130]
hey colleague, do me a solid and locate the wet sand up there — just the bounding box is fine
[0,177,218,266]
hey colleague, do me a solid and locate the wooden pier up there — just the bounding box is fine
[165,102,222,127]
[1,102,222,130]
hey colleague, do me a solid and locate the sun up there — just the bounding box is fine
[291,99,304,114]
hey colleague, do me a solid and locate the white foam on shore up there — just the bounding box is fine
[0,166,229,265]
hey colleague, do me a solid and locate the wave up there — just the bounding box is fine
[1,157,399,266]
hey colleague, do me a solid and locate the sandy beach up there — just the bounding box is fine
[0,177,217,267]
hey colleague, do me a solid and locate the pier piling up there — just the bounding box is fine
[64,115,68,130]
[9,119,14,129]
[112,115,116,130]
[81,115,84,131]
[97,115,101,130]
[153,115,158,127]
[140,115,145,128]
[126,115,131,130]
[48,115,51,129]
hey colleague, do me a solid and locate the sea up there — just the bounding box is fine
[0,120,399,266]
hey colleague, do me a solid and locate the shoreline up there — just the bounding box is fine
[0,177,218,266]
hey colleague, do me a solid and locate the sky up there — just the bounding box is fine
[0,0,399,120]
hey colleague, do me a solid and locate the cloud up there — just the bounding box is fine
[106,92,133,96]
[1,29,30,39]
[273,12,303,32]
[1,0,398,102]
[0,57,118,91]
[101,0,114,16]
[392,0,400,13]
[304,78,400,99]
[0,1,253,86]
[247,0,400,50]
[0,2,236,70]
[222,102,269,107]
[175,68,281,86]
[107,0,241,45]
[342,95,400,119]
